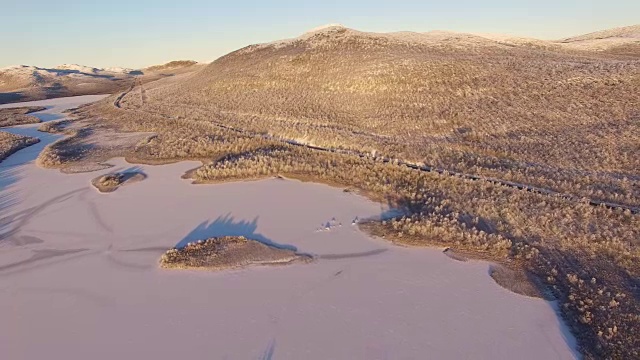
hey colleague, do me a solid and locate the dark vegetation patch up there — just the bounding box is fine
[91,170,146,193]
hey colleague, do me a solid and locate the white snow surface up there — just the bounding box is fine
[103,66,136,74]
[55,64,100,74]
[0,96,579,360]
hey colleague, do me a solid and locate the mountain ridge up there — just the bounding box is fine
[238,23,640,56]
[0,60,201,104]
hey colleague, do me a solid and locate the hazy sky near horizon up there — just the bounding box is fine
[1,0,638,69]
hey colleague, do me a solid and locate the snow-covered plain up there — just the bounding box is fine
[1,96,579,360]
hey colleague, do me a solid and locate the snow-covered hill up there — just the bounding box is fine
[0,61,200,104]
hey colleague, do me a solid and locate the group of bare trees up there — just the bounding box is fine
[0,131,39,162]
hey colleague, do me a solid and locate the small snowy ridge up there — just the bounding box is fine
[56,64,100,74]
[56,64,136,75]
[306,23,346,34]
[1,64,137,76]
[103,67,136,74]
[0,65,35,72]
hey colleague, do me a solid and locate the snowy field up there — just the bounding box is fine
[0,96,578,359]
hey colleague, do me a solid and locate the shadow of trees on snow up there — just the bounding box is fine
[175,213,298,252]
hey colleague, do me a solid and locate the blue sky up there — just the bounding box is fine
[1,0,638,68]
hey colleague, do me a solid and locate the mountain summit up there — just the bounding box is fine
[305,23,347,33]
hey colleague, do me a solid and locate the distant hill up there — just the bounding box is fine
[0,60,201,104]
[144,60,201,73]
[562,24,640,42]
[475,24,640,56]
[557,24,640,55]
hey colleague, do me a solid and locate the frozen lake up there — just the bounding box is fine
[0,96,578,359]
